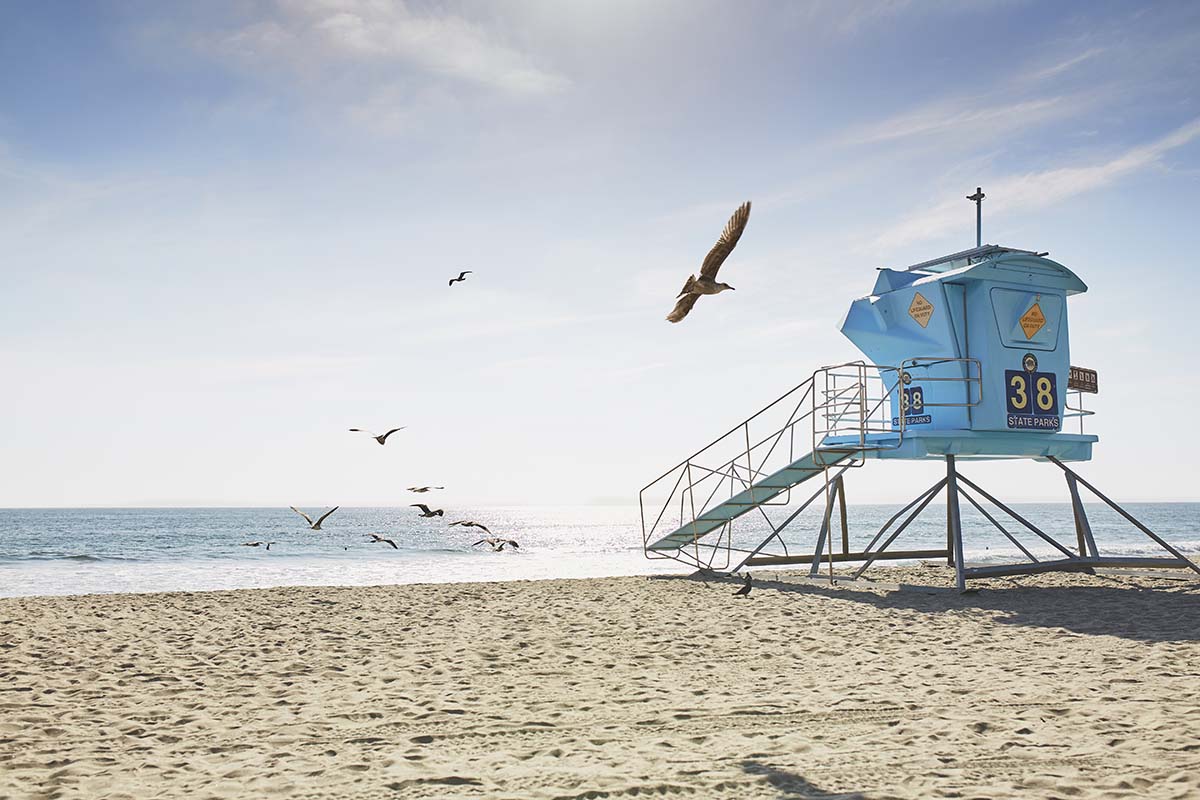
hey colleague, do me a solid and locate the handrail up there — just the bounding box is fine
[1063,389,1095,435]
[640,376,816,489]
[640,356,997,569]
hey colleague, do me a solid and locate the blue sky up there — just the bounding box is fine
[2,0,1199,507]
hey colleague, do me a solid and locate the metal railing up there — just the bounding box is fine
[639,357,985,571]
[811,362,907,462]
[1064,389,1095,435]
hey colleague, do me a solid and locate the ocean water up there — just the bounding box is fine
[0,503,1197,598]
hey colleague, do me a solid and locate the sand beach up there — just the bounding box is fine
[2,568,1199,799]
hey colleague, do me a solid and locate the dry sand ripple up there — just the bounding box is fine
[1,568,1199,799]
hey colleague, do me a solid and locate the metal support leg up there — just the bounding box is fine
[946,494,955,567]
[945,455,967,591]
[1065,472,1098,557]
[809,498,834,577]
[837,476,850,556]
[958,486,1039,563]
[851,479,947,579]
[728,465,851,574]
[955,473,1079,560]
[1048,457,1200,577]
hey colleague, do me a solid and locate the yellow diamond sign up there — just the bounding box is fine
[1020,302,1046,339]
[908,292,934,328]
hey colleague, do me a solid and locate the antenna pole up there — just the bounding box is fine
[966,187,985,247]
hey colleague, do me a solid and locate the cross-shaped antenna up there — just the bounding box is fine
[966,187,985,247]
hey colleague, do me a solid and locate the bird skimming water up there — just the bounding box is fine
[473,537,519,552]
[368,533,399,550]
[666,201,751,323]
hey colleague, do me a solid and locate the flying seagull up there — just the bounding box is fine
[666,201,751,323]
[411,503,444,518]
[407,486,445,493]
[368,533,399,550]
[449,270,473,286]
[472,537,519,552]
[733,573,752,598]
[241,541,275,550]
[450,520,492,535]
[349,427,405,446]
[290,506,339,530]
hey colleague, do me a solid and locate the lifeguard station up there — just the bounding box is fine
[639,191,1199,590]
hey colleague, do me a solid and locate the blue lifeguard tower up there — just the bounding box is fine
[640,193,1198,590]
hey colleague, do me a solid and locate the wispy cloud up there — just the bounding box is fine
[1023,47,1107,82]
[786,0,1022,37]
[213,0,569,95]
[869,117,1200,250]
[845,96,1073,146]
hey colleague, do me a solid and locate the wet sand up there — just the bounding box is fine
[2,568,1199,799]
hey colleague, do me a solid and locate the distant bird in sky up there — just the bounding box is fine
[666,201,751,323]
[473,537,519,552]
[407,486,444,493]
[368,533,398,550]
[449,270,473,286]
[241,541,275,550]
[733,573,752,598]
[450,520,492,535]
[349,427,405,446]
[411,503,444,518]
[290,506,339,530]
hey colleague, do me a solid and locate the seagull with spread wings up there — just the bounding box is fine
[472,537,519,552]
[368,533,399,550]
[666,201,751,323]
[449,270,472,286]
[289,506,339,530]
[407,486,444,493]
[411,503,444,518]
[450,520,491,535]
[349,427,405,446]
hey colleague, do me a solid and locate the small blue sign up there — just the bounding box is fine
[892,385,931,427]
[1005,369,1059,430]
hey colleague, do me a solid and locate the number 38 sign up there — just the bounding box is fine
[1005,369,1060,430]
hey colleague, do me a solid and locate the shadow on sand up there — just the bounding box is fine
[741,761,867,799]
[658,571,1200,644]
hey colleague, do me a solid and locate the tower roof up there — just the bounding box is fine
[870,244,1087,297]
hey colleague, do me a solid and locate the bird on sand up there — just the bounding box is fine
[411,503,444,518]
[407,486,444,493]
[241,541,275,550]
[473,537,519,552]
[733,573,752,598]
[666,201,751,323]
[450,520,492,534]
[349,427,405,446]
[290,506,339,530]
[368,533,399,550]
[449,270,473,286]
